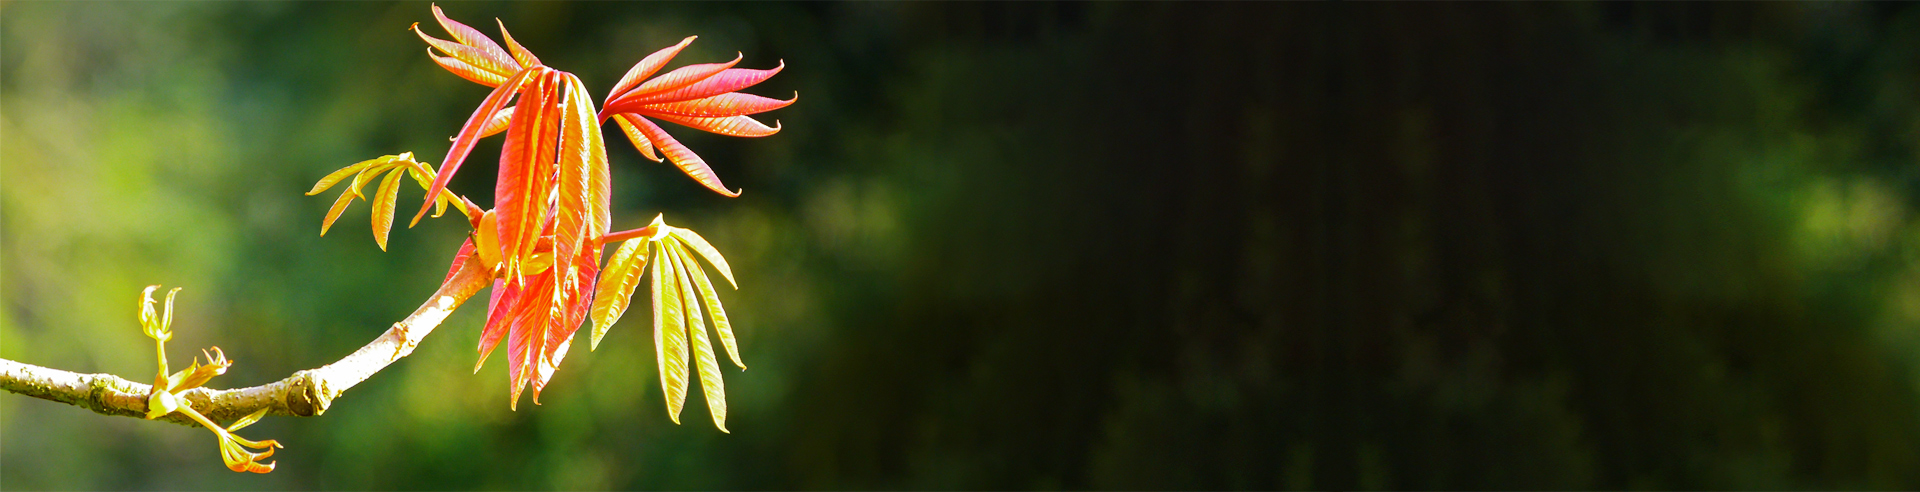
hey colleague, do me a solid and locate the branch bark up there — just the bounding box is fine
[0,259,489,428]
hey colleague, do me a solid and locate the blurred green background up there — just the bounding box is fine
[10,1,1920,489]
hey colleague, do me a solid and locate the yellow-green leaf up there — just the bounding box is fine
[320,167,377,236]
[653,241,690,424]
[670,228,736,289]
[590,237,649,350]
[370,168,405,251]
[672,244,728,432]
[226,407,270,432]
[307,155,395,195]
[684,250,743,369]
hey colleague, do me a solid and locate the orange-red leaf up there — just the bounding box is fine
[494,71,562,279]
[625,62,785,106]
[648,113,781,138]
[496,19,542,69]
[430,51,508,87]
[415,24,520,83]
[612,114,662,162]
[611,54,741,109]
[628,115,740,197]
[640,92,796,118]
[479,105,515,139]
[475,278,515,373]
[431,4,515,68]
[607,36,696,107]
[414,66,537,227]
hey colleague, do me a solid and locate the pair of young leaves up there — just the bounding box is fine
[310,6,785,431]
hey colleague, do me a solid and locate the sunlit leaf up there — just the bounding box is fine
[667,228,735,289]
[671,244,728,432]
[413,66,537,227]
[653,241,690,423]
[642,92,797,118]
[628,115,739,197]
[590,238,649,349]
[370,168,405,251]
[650,113,781,137]
[607,36,695,107]
[625,62,786,106]
[683,249,742,369]
[612,113,662,162]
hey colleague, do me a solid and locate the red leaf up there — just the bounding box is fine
[607,36,696,108]
[628,115,740,197]
[639,92,796,118]
[413,66,538,227]
[625,62,785,106]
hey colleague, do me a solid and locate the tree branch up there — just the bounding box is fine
[0,259,489,428]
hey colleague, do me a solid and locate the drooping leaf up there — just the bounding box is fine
[671,244,728,432]
[590,238,649,349]
[475,278,516,373]
[649,113,781,137]
[370,167,405,251]
[612,113,662,162]
[682,247,742,369]
[669,227,737,288]
[320,166,379,236]
[505,272,555,410]
[653,241,690,423]
[628,115,739,197]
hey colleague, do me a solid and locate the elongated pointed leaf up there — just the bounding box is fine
[683,250,742,369]
[415,24,520,82]
[612,54,741,109]
[496,19,542,68]
[608,36,695,106]
[430,52,508,87]
[647,113,781,137]
[431,4,514,68]
[478,105,515,139]
[628,115,739,197]
[505,272,555,410]
[552,75,593,277]
[308,155,395,195]
[590,238,649,349]
[612,114,662,162]
[413,66,537,227]
[370,168,405,251]
[642,92,796,118]
[474,278,515,373]
[443,238,478,285]
[671,245,728,432]
[626,62,785,106]
[669,227,736,288]
[494,71,561,278]
[653,242,690,423]
[320,167,380,236]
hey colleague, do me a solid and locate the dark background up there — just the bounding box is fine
[7,2,1920,489]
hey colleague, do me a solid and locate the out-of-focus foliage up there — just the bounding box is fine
[10,2,1920,489]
